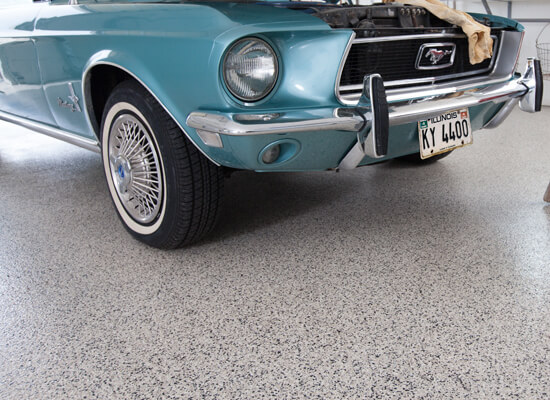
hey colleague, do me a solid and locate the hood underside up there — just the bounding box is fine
[252,2,521,39]
[268,2,509,38]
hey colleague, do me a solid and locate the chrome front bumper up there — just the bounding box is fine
[187,58,543,169]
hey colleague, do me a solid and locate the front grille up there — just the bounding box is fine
[338,33,499,99]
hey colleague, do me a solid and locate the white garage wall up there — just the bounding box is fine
[453,1,550,105]
[0,0,32,6]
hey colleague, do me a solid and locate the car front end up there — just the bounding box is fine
[185,2,543,171]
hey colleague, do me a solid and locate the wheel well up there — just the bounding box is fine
[84,65,137,139]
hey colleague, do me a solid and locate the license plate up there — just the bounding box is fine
[418,109,473,159]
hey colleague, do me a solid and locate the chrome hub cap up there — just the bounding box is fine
[108,114,163,224]
[113,156,132,193]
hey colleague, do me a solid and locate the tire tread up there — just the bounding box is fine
[102,80,223,249]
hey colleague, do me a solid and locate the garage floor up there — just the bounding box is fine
[1,108,549,399]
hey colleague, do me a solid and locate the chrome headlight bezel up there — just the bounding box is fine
[222,37,279,103]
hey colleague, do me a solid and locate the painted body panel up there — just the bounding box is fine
[32,2,347,148]
[0,1,525,170]
[204,101,504,171]
[0,3,56,125]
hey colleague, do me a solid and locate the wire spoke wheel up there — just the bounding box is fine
[101,80,224,248]
[108,114,163,224]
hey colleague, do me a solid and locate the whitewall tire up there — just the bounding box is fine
[100,80,224,248]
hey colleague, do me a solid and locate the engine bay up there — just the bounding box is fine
[268,2,495,38]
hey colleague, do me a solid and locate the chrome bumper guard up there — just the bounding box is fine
[187,58,543,170]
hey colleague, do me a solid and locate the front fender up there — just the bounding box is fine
[82,50,227,165]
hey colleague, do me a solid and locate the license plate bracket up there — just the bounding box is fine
[418,109,473,159]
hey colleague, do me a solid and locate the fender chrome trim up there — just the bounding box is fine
[0,111,100,153]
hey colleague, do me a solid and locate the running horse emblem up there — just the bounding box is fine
[425,48,454,65]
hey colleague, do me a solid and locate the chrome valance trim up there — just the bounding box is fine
[0,111,100,153]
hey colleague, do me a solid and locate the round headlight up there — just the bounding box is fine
[223,38,278,102]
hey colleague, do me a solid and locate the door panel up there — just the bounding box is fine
[34,4,99,139]
[0,4,55,125]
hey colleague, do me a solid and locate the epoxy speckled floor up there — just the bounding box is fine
[1,108,549,399]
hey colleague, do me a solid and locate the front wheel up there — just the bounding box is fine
[101,80,223,249]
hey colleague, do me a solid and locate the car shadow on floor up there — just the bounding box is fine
[197,154,491,249]
[202,170,354,243]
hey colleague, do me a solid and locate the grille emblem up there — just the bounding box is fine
[416,43,456,70]
[426,49,454,64]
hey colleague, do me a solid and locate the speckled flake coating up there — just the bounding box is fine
[0,108,549,399]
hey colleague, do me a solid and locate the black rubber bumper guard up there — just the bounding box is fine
[338,74,390,170]
[338,59,544,170]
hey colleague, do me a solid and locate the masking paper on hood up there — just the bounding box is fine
[383,0,493,65]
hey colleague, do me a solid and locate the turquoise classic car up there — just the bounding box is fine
[0,0,543,248]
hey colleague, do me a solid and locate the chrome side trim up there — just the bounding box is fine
[81,61,220,166]
[0,110,100,153]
